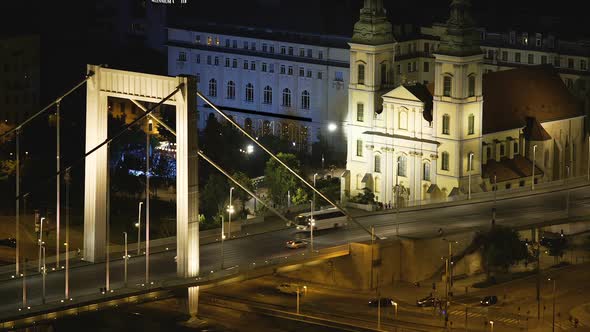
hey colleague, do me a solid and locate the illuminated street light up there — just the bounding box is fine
[227,187,235,238]
[328,123,337,132]
[136,201,143,256]
[489,320,494,332]
[246,144,254,154]
[38,217,45,272]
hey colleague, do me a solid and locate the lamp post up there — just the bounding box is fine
[489,320,494,332]
[136,201,143,255]
[22,257,27,308]
[309,200,315,253]
[549,277,556,332]
[442,238,458,327]
[227,187,235,238]
[38,217,45,272]
[64,169,71,299]
[41,245,46,304]
[313,173,318,212]
[145,119,152,285]
[395,160,400,237]
[393,301,398,319]
[566,166,571,216]
[55,102,61,271]
[15,129,20,276]
[468,152,474,200]
[221,215,225,269]
[532,145,538,190]
[123,232,128,287]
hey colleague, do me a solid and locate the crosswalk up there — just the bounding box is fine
[448,309,522,326]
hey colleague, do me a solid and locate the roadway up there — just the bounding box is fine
[0,183,587,319]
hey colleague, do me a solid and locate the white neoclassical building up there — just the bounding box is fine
[343,0,586,205]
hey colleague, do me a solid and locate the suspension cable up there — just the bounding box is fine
[130,99,294,226]
[196,91,378,239]
[0,70,97,141]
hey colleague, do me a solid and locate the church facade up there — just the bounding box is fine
[343,0,586,205]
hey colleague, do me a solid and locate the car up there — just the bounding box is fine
[368,298,395,307]
[416,295,439,307]
[0,238,16,248]
[285,240,307,249]
[480,295,498,306]
[276,283,304,295]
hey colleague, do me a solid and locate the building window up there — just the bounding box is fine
[441,152,449,171]
[262,63,267,72]
[486,146,492,160]
[568,58,574,69]
[424,61,430,72]
[380,63,387,85]
[502,51,508,61]
[515,52,521,63]
[195,35,201,44]
[505,183,512,190]
[280,65,286,74]
[243,60,248,69]
[280,46,286,54]
[226,81,235,99]
[262,44,268,52]
[232,59,238,68]
[301,90,310,110]
[208,79,217,97]
[214,57,219,66]
[243,41,248,49]
[356,140,363,157]
[487,49,494,60]
[207,56,212,65]
[424,42,430,53]
[412,61,417,72]
[554,56,561,67]
[468,75,476,97]
[215,37,220,46]
[541,55,547,64]
[509,31,516,44]
[245,83,254,102]
[269,64,275,73]
[442,115,451,135]
[528,54,534,64]
[263,86,272,104]
[397,156,407,177]
[468,114,475,135]
[307,49,312,57]
[500,144,505,156]
[374,155,381,173]
[225,58,230,67]
[443,76,452,97]
[178,51,187,61]
[423,163,431,181]
[196,54,201,63]
[397,64,401,74]
[288,47,294,55]
[250,61,256,70]
[318,51,323,59]
[207,36,213,45]
[519,180,525,187]
[399,110,407,130]
[335,71,343,82]
[299,48,305,57]
[251,42,256,50]
[288,66,293,75]
[514,141,519,154]
[232,40,237,48]
[407,62,412,73]
[358,64,365,85]
[282,88,291,107]
[263,120,271,136]
[299,67,305,77]
[357,103,364,122]
[317,72,323,80]
[306,70,312,78]
[582,60,587,71]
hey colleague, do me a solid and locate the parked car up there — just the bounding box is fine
[368,298,395,307]
[285,240,307,249]
[480,295,498,306]
[0,238,16,248]
[416,295,439,307]
[276,283,304,295]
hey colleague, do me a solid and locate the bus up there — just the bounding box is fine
[295,208,347,231]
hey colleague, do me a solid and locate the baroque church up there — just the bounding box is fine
[342,0,585,205]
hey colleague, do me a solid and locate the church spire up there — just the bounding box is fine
[351,0,395,45]
[437,0,482,56]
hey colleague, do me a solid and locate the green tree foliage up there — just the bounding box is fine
[264,152,300,206]
[200,173,229,223]
[230,171,254,218]
[349,188,376,204]
[476,226,529,275]
[314,177,341,207]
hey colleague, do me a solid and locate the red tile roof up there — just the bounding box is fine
[482,65,583,134]
[481,155,544,183]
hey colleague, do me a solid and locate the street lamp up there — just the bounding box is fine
[227,187,235,238]
[38,217,45,272]
[221,215,226,269]
[123,232,128,287]
[392,301,398,319]
[532,145,538,190]
[489,320,494,332]
[327,123,337,132]
[41,244,46,304]
[548,277,556,332]
[468,152,474,200]
[442,238,458,327]
[136,201,143,255]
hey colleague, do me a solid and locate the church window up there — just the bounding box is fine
[423,163,431,181]
[397,156,407,177]
[358,64,365,85]
[226,81,235,100]
[263,86,272,104]
[301,90,310,110]
[397,64,401,74]
[357,103,364,122]
[356,140,363,157]
[380,63,387,85]
[374,155,381,173]
[208,79,217,97]
[443,76,452,97]
[441,152,449,171]
[442,114,450,135]
[468,114,475,135]
[468,75,476,97]
[398,110,408,130]
[282,88,291,107]
[245,83,254,102]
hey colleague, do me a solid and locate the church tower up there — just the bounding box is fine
[432,0,484,198]
[346,0,396,201]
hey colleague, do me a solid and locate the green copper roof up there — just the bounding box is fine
[437,0,483,56]
[351,0,395,45]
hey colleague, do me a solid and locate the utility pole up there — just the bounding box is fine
[22,257,27,308]
[15,129,20,276]
[146,119,152,285]
[123,232,128,287]
[535,229,541,320]
[56,101,61,270]
[65,169,71,299]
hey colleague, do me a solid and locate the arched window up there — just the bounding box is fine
[263,86,272,104]
[380,63,388,85]
[442,114,450,135]
[397,155,407,177]
[263,120,271,136]
[423,162,431,181]
[443,76,452,97]
[468,75,476,97]
[208,79,217,97]
[282,88,291,107]
[399,110,408,130]
[374,177,381,193]
[357,103,364,122]
[358,63,365,85]
[468,114,475,135]
[245,83,254,102]
[226,81,235,99]
[245,118,253,133]
[301,90,310,110]
[441,152,450,171]
[374,154,381,173]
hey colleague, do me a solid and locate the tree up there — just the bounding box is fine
[264,152,301,207]
[230,171,254,218]
[547,236,569,264]
[349,188,376,205]
[476,226,528,278]
[200,173,229,223]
